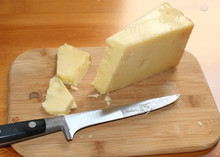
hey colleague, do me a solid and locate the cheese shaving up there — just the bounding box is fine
[88,94,100,98]
[88,135,93,138]
[70,86,78,91]
[145,111,150,117]
[197,121,203,127]
[105,93,111,105]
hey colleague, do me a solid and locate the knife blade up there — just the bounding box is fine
[0,94,180,146]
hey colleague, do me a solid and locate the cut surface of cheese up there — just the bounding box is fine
[57,44,91,87]
[93,3,194,94]
[42,76,77,116]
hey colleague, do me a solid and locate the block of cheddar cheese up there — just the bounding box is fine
[57,44,91,87]
[93,3,194,94]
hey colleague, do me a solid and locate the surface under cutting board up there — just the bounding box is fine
[8,47,220,157]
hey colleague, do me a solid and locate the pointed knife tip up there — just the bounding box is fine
[175,94,181,99]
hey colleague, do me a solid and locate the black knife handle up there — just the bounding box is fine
[0,116,72,146]
[0,119,46,146]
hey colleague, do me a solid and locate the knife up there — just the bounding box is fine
[0,94,180,146]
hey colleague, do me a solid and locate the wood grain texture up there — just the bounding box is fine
[1,0,220,156]
[7,47,220,157]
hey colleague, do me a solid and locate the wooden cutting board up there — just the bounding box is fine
[8,47,220,157]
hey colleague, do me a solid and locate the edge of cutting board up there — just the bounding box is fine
[8,47,220,157]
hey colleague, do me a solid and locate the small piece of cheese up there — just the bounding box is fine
[57,44,91,86]
[42,76,77,116]
[88,94,100,98]
[197,121,203,127]
[104,93,111,105]
[70,85,78,91]
[92,3,194,94]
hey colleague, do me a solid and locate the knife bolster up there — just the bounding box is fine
[45,116,72,141]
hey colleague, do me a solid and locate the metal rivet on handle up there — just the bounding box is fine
[28,121,36,128]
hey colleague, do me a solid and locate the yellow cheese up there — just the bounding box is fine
[57,44,91,87]
[93,3,194,94]
[42,76,77,116]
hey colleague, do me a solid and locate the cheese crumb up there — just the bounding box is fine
[88,135,93,138]
[145,111,150,117]
[88,94,100,98]
[105,93,111,105]
[71,86,78,91]
[197,121,203,127]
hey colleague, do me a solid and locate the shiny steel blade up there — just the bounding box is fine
[65,94,180,139]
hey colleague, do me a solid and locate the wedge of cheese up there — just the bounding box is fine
[57,44,91,87]
[93,3,194,94]
[42,76,77,116]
